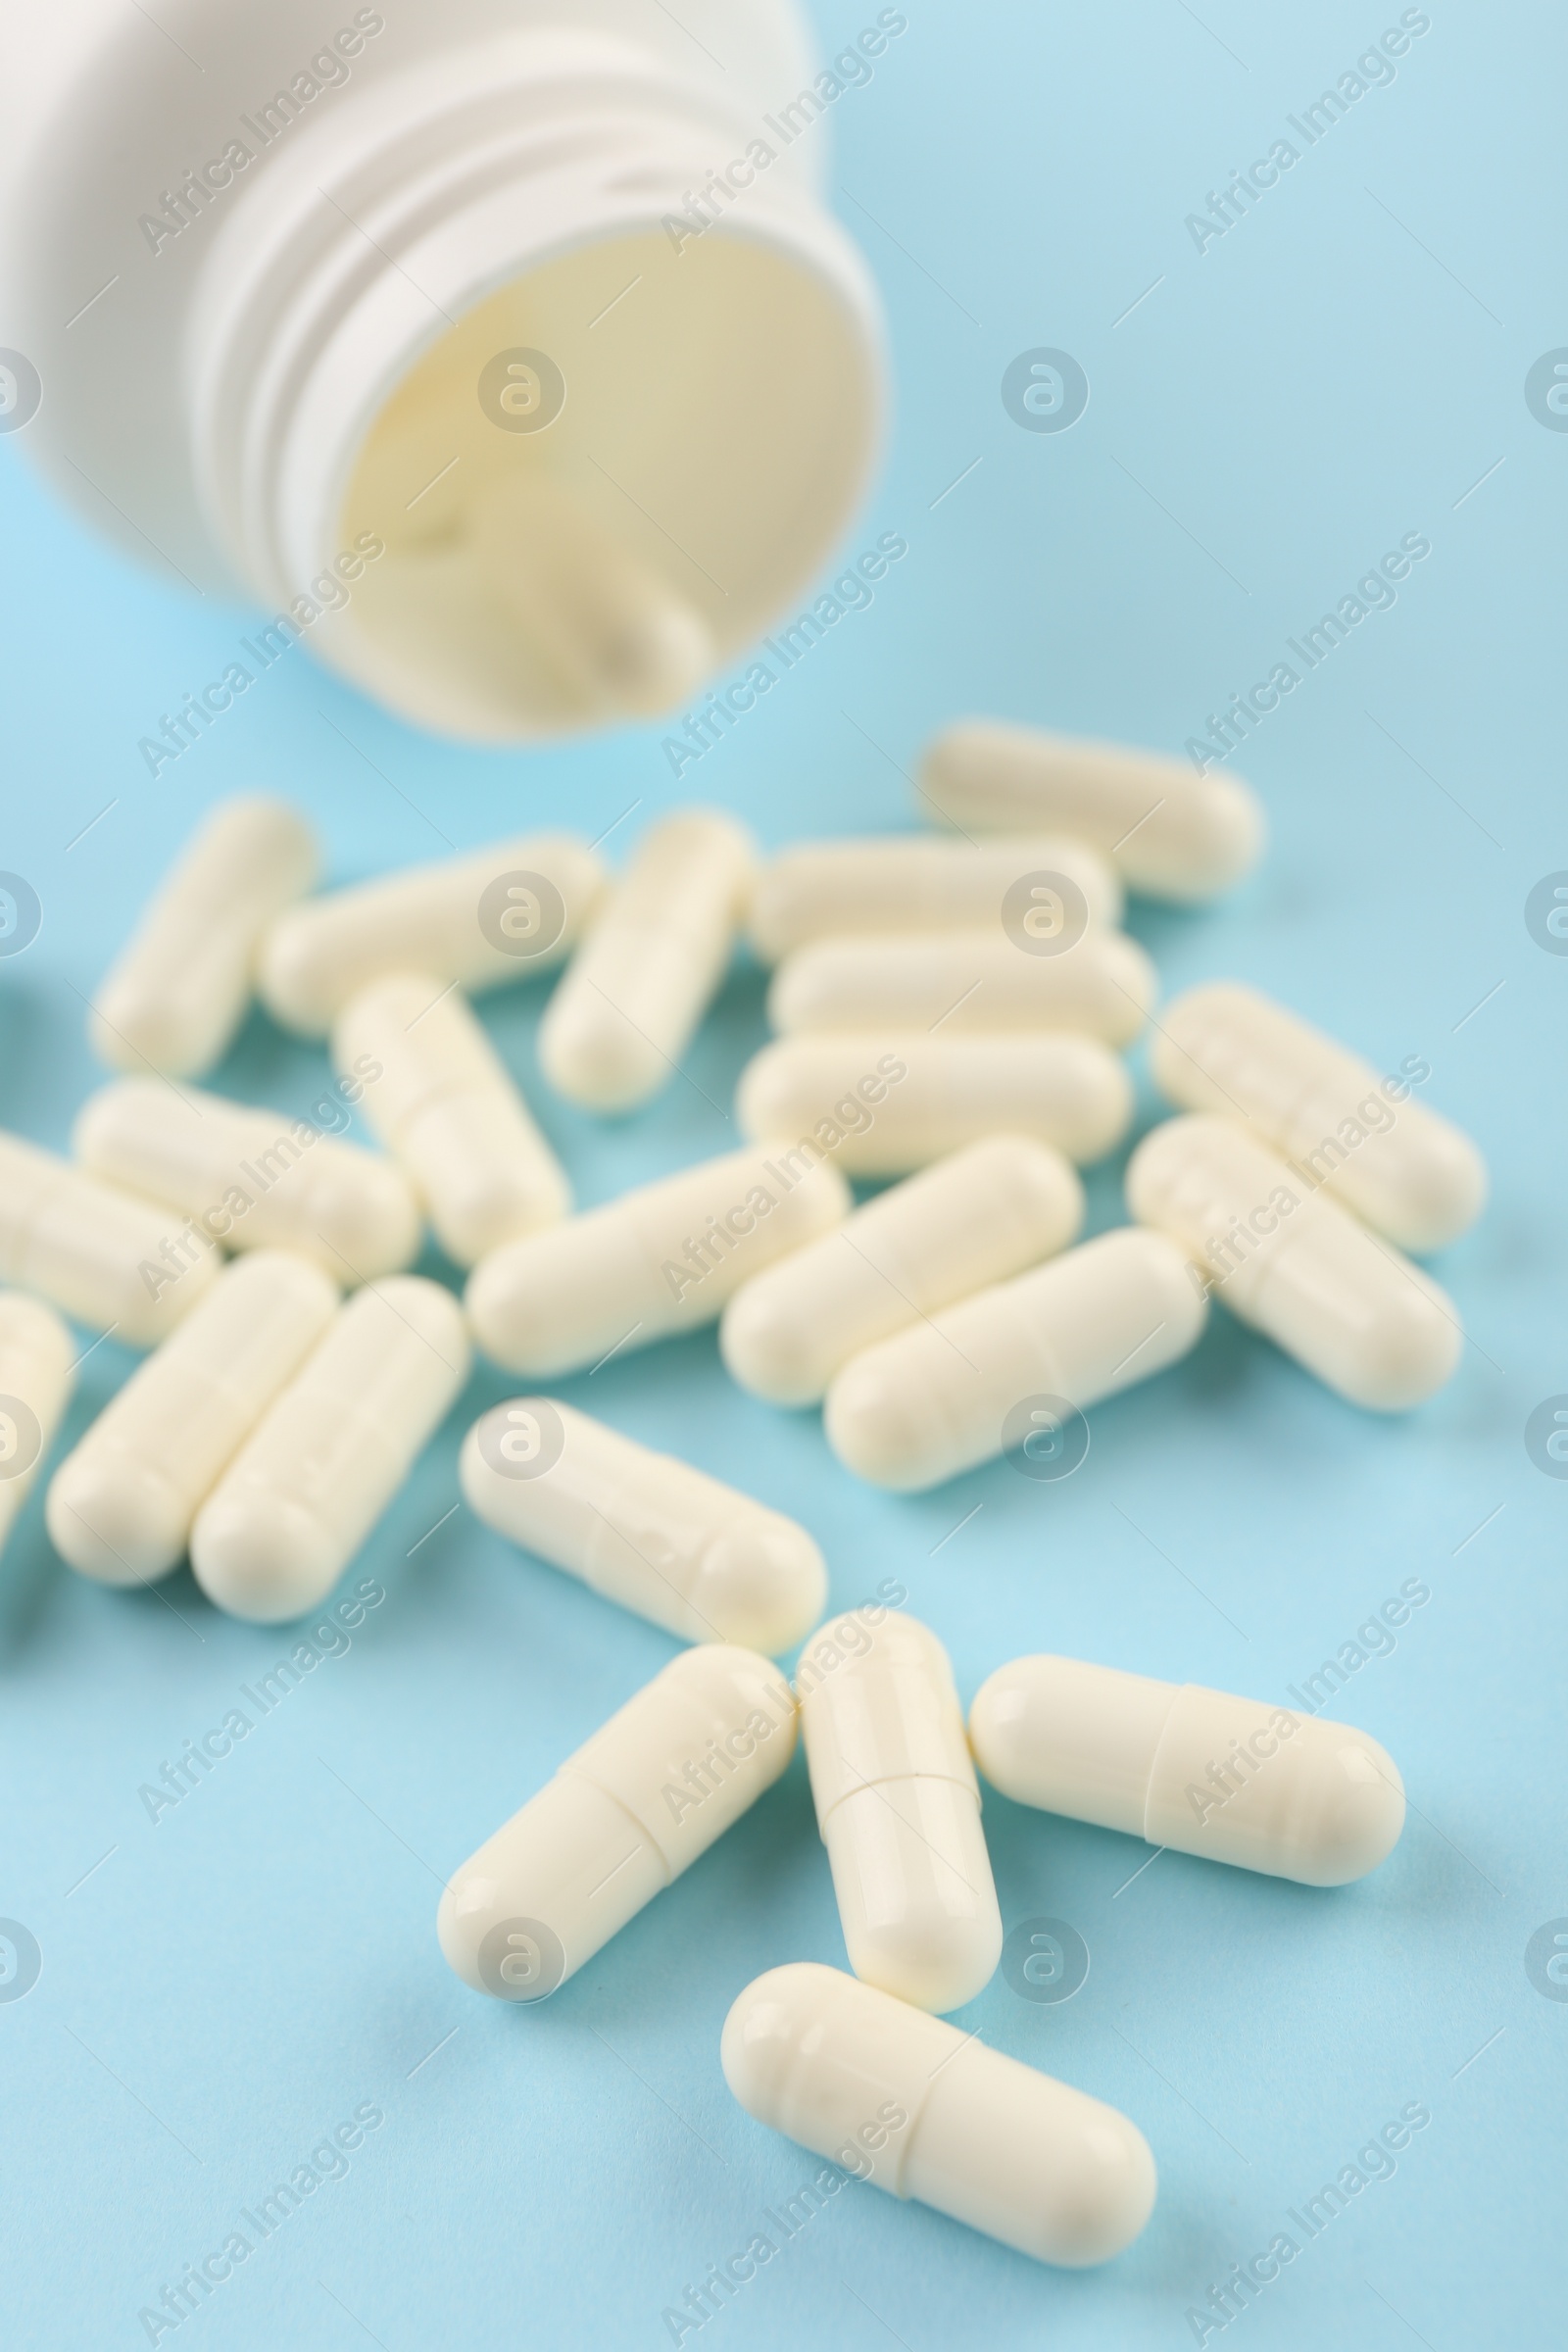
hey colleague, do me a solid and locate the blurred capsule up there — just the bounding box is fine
[768,927,1156,1045]
[747,835,1121,962]
[0,1292,75,1561]
[0,1129,218,1345]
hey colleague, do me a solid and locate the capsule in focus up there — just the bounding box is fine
[768,927,1156,1045]
[722,1962,1156,2266]
[747,835,1122,962]
[0,1129,219,1346]
[969,1653,1406,1886]
[0,1293,75,1561]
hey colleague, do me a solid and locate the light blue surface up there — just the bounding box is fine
[2,4,1564,2347]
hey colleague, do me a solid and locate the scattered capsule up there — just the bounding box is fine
[0,1293,75,1561]
[89,798,318,1077]
[720,1136,1083,1406]
[47,1252,338,1585]
[970,1653,1406,1886]
[258,831,605,1035]
[465,1144,850,1377]
[0,1129,219,1346]
[438,1645,797,2001]
[73,1078,420,1283]
[1126,1114,1461,1410]
[768,927,1156,1046]
[539,809,755,1113]
[722,1962,1157,2266]
[918,720,1264,901]
[800,1612,1001,2012]
[189,1275,468,1621]
[747,835,1122,963]
[332,974,567,1264]
[825,1227,1206,1491]
[737,1035,1133,1175]
[1150,980,1486,1251]
[460,1397,826,1652]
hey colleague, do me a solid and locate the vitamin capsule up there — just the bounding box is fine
[720,1136,1084,1406]
[1150,981,1486,1251]
[768,928,1156,1046]
[0,1293,75,1561]
[438,1645,797,2001]
[800,1613,1002,2012]
[189,1275,468,1620]
[460,1397,826,1651]
[89,798,318,1076]
[825,1227,1206,1491]
[474,475,715,718]
[747,835,1122,963]
[466,1145,851,1377]
[918,720,1263,902]
[969,1654,1406,1886]
[73,1078,420,1283]
[47,1252,338,1585]
[0,1129,219,1346]
[257,831,605,1035]
[737,1035,1132,1175]
[331,975,567,1264]
[722,1962,1156,2266]
[539,808,755,1112]
[1125,1115,1461,1410]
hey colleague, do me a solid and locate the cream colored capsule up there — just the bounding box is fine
[73,1079,420,1283]
[0,1293,75,1561]
[47,1251,338,1585]
[825,1227,1206,1491]
[0,1130,219,1345]
[258,831,605,1035]
[331,974,567,1264]
[720,1136,1083,1406]
[1125,1114,1461,1410]
[747,835,1122,962]
[89,798,318,1076]
[722,1963,1156,2266]
[460,1397,825,1652]
[919,721,1263,901]
[539,808,755,1112]
[1150,981,1486,1251]
[737,1035,1132,1174]
[970,1654,1406,1886]
[189,1275,468,1621]
[438,1645,797,2001]
[801,1613,1002,2012]
[768,928,1156,1045]
[466,1145,851,1377]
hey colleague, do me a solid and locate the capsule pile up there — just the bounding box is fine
[0,720,1485,2270]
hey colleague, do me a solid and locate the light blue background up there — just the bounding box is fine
[2,4,1564,2347]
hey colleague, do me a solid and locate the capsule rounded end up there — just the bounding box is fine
[256,919,330,1038]
[1363,1121,1489,1255]
[306,1157,423,1279]
[1343,1264,1463,1411]
[1298,1731,1406,1886]
[87,986,209,1080]
[538,1001,663,1115]
[823,1353,932,1491]
[844,1904,1003,2017]
[46,1457,189,1584]
[720,1961,836,2115]
[1040,2108,1158,2266]
[718,1283,826,1406]
[189,1492,341,1622]
[690,1517,827,1654]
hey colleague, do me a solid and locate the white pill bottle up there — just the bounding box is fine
[0,0,885,738]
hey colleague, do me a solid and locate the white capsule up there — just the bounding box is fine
[438,1644,797,2000]
[737,1035,1132,1175]
[800,1613,1001,2013]
[89,798,318,1076]
[473,474,715,719]
[919,720,1264,902]
[721,1137,1084,1406]
[825,1227,1206,1492]
[0,1293,75,1561]
[747,834,1122,962]
[258,831,605,1035]
[460,1397,826,1652]
[466,1144,851,1378]
[47,1252,339,1586]
[189,1275,468,1621]
[1150,981,1486,1251]
[73,1078,420,1284]
[539,808,755,1113]
[769,927,1156,1046]
[970,1654,1406,1886]
[1126,1114,1461,1410]
[722,1963,1156,2266]
[0,1129,219,1346]
[331,975,567,1265]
